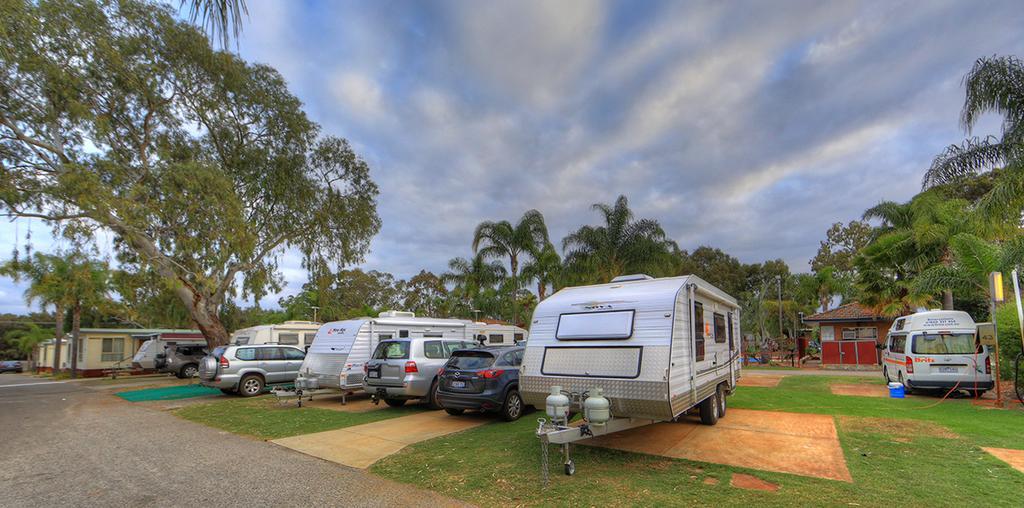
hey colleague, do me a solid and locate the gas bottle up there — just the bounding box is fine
[545,386,570,421]
[583,387,611,425]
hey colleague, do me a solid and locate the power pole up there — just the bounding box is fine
[311,306,320,323]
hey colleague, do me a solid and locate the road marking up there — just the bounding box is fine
[0,381,69,388]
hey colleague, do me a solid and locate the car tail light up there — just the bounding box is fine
[405,361,418,373]
[985,356,991,375]
[481,369,505,379]
[437,368,445,376]
[363,364,368,374]
[905,356,913,374]
[219,356,229,369]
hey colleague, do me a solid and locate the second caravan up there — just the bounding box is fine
[230,321,321,348]
[296,311,527,395]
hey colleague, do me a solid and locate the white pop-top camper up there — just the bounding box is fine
[523,274,741,476]
[229,321,321,347]
[297,311,528,393]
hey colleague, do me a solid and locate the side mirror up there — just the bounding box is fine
[874,344,884,350]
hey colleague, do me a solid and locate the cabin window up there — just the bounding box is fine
[694,302,705,362]
[302,333,316,345]
[713,313,726,344]
[841,327,877,340]
[489,334,504,344]
[399,330,409,338]
[101,338,124,362]
[277,333,299,345]
[556,310,635,340]
[727,312,735,351]
[514,333,524,342]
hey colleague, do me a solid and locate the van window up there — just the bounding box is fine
[423,340,446,359]
[713,313,726,344]
[889,335,906,354]
[694,302,705,362]
[489,334,504,344]
[235,348,257,361]
[556,310,635,340]
[278,333,299,345]
[372,341,409,360]
[912,333,975,355]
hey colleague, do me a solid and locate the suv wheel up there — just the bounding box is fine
[426,378,442,410]
[501,389,523,422]
[178,364,198,379]
[238,374,265,397]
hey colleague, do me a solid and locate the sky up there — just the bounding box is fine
[3,0,1024,314]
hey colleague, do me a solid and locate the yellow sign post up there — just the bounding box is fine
[988,272,1004,408]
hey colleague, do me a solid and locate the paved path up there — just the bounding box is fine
[0,373,469,507]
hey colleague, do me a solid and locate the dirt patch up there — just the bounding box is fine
[737,376,784,388]
[829,383,891,398]
[838,416,958,439]
[730,473,779,491]
[300,394,382,413]
[983,447,1024,474]
[703,477,720,485]
[585,408,851,482]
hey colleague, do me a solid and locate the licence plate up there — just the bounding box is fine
[451,380,466,389]
[368,371,380,378]
[938,366,957,373]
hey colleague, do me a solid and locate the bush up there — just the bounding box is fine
[993,304,1024,380]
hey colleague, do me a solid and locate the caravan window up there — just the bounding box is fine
[378,333,393,340]
[713,313,726,344]
[302,333,316,345]
[424,332,444,338]
[235,336,251,345]
[694,302,705,362]
[514,333,524,342]
[278,333,299,346]
[556,310,635,340]
[399,330,409,338]
[489,334,504,344]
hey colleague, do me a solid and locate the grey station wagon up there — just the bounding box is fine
[199,344,305,396]
[363,338,476,408]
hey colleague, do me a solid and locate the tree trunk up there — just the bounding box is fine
[186,295,231,348]
[53,303,64,374]
[70,303,81,379]
[510,254,518,326]
[942,290,954,310]
[537,281,546,301]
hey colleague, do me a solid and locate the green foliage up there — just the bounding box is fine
[810,220,872,280]
[994,303,1024,381]
[0,0,380,344]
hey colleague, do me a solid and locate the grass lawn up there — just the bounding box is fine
[370,375,1024,507]
[174,396,425,440]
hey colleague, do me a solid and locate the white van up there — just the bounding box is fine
[882,310,993,395]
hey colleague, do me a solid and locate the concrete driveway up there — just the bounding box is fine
[0,373,469,507]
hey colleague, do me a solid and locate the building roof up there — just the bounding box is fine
[803,303,889,323]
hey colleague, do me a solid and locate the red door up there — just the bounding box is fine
[821,342,841,364]
[840,341,859,365]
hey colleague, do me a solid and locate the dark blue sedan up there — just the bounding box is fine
[436,346,528,421]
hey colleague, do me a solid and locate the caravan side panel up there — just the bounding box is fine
[301,321,365,389]
[669,290,694,414]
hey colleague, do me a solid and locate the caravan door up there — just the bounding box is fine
[692,301,714,375]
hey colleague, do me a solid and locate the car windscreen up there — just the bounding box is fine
[446,351,496,370]
[912,333,976,355]
[372,341,410,360]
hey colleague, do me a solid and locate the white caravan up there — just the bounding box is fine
[229,321,321,348]
[881,310,992,395]
[523,274,741,476]
[296,311,527,395]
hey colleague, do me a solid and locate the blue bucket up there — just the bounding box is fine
[887,382,905,399]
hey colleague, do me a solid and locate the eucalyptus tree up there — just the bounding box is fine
[520,243,562,301]
[0,0,380,346]
[922,55,1024,217]
[562,195,674,283]
[473,210,549,323]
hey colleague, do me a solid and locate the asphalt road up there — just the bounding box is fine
[0,373,470,507]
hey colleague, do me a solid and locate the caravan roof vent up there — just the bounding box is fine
[610,274,654,283]
[378,310,416,318]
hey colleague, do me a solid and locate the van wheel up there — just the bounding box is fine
[699,391,719,426]
[445,408,464,416]
[883,367,891,383]
[716,384,727,418]
[898,372,912,394]
[178,364,198,379]
[426,379,442,409]
[501,389,523,422]
[238,375,264,397]
[384,398,406,407]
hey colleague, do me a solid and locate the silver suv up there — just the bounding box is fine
[199,344,305,397]
[364,338,476,408]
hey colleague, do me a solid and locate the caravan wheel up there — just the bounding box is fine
[699,391,719,426]
[716,384,727,418]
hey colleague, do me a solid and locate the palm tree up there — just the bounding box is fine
[861,190,986,310]
[915,233,1024,301]
[2,254,69,374]
[922,56,1024,216]
[473,210,550,324]
[181,0,249,48]
[4,325,53,366]
[442,254,507,316]
[562,195,674,283]
[520,243,563,300]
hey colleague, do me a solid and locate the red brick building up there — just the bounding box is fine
[804,303,893,366]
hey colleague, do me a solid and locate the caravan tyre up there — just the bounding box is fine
[716,384,727,418]
[699,391,719,426]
